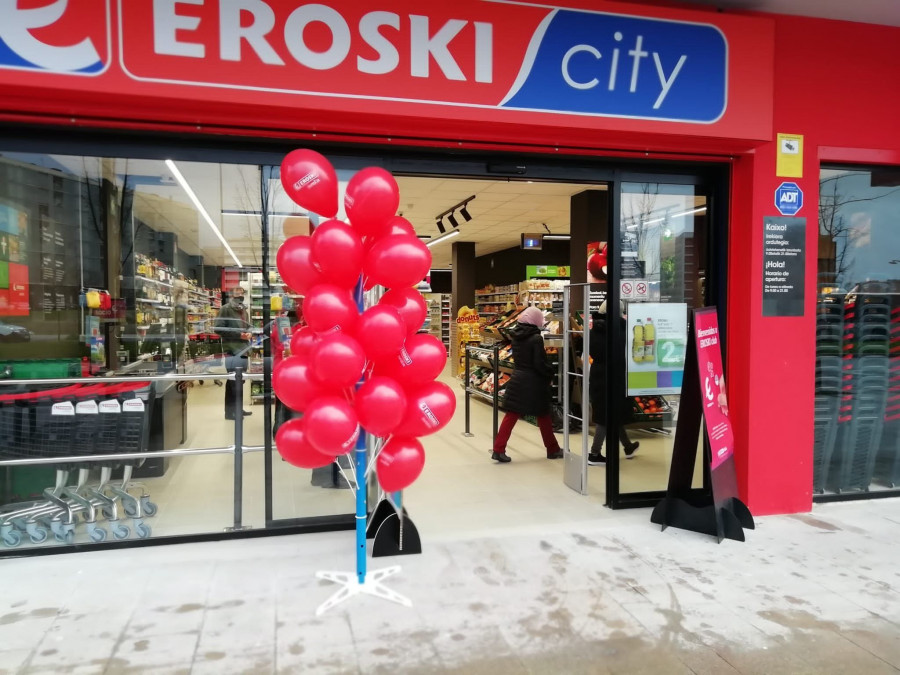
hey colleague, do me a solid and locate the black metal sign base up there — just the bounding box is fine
[651,493,754,542]
[651,308,755,543]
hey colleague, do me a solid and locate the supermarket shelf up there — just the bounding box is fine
[136,298,169,306]
[136,275,173,288]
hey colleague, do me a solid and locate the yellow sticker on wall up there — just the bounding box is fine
[776,133,803,178]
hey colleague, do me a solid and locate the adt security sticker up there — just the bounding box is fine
[775,182,803,216]
[0,0,110,75]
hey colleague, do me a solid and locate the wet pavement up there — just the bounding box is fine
[1,499,900,673]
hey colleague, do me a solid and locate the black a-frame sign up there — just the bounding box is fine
[651,307,755,543]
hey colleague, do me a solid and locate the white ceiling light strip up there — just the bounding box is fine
[426,230,461,248]
[166,159,243,267]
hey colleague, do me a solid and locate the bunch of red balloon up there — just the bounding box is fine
[273,149,456,493]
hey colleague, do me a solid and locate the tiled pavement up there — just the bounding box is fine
[2,499,900,673]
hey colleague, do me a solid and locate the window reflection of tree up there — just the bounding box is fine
[819,171,900,288]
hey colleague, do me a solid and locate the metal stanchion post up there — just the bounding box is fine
[227,368,246,532]
[463,346,474,437]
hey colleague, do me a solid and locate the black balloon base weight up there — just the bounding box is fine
[366,498,396,539]
[372,512,422,557]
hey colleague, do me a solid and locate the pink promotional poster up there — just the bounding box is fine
[694,309,734,470]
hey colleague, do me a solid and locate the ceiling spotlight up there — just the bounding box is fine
[436,217,446,234]
[435,196,475,231]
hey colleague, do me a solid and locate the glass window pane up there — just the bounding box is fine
[816,167,900,495]
[613,182,708,494]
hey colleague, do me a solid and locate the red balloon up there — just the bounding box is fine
[364,235,432,290]
[356,376,407,437]
[276,236,323,295]
[383,216,416,238]
[376,437,425,492]
[379,288,427,337]
[303,284,359,334]
[273,356,324,412]
[363,216,417,254]
[309,333,366,389]
[276,418,336,469]
[376,333,447,387]
[305,396,360,455]
[310,219,363,288]
[290,327,319,357]
[395,381,457,437]
[280,149,338,217]
[355,305,406,360]
[344,167,399,237]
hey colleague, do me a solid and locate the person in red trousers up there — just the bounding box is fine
[491,306,563,463]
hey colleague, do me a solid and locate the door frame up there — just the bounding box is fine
[605,166,731,509]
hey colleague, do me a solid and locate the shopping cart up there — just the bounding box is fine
[0,380,156,547]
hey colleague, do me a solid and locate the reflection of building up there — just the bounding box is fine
[660,232,696,305]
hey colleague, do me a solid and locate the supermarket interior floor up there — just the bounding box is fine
[3,498,900,673]
[125,366,687,542]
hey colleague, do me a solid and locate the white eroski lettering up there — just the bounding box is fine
[608,31,623,91]
[652,52,686,109]
[561,45,600,90]
[220,0,284,65]
[293,171,319,190]
[627,34,648,93]
[342,425,360,450]
[358,11,400,75]
[154,0,204,58]
[409,15,466,81]
[419,402,439,427]
[284,3,351,70]
[398,347,412,366]
[474,21,493,83]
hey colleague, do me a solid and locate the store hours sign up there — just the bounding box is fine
[762,216,806,317]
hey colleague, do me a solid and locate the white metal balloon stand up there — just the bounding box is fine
[314,285,411,616]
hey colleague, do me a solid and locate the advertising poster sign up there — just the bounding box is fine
[587,242,607,283]
[694,309,734,470]
[626,302,688,395]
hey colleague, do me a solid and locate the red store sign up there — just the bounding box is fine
[0,1,773,140]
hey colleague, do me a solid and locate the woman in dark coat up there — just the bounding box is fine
[491,306,563,463]
[588,302,639,464]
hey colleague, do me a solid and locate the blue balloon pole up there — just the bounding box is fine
[354,280,367,585]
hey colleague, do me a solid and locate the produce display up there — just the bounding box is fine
[627,395,673,423]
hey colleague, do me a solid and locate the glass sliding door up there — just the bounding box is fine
[606,178,716,507]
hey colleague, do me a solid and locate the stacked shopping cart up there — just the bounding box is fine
[812,288,843,493]
[827,287,891,493]
[873,295,900,486]
[0,381,158,548]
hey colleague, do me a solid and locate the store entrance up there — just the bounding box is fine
[0,133,726,553]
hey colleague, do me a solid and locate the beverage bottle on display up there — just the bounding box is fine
[643,317,656,362]
[632,319,644,362]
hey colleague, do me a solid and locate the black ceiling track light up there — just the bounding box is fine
[434,195,476,235]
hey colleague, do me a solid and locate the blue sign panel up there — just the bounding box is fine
[774,182,803,216]
[500,10,728,123]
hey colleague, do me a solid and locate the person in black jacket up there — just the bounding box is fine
[491,306,563,463]
[588,302,639,464]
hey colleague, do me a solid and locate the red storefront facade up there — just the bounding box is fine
[1,0,898,517]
